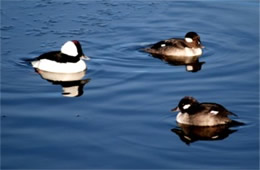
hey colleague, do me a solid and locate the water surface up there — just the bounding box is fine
[1,0,259,169]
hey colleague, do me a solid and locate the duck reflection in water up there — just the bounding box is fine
[150,53,205,72]
[171,123,244,145]
[35,69,90,97]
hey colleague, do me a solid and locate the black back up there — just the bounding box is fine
[37,51,80,63]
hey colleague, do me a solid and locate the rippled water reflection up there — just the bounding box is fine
[1,0,259,169]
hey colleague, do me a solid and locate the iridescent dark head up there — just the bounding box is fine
[172,96,200,113]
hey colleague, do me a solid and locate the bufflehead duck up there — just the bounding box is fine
[31,40,89,73]
[145,32,204,57]
[172,96,238,126]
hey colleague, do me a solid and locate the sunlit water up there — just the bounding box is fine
[1,0,259,169]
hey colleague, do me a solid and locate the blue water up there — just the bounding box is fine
[1,0,259,169]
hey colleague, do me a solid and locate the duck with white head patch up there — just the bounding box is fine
[172,96,239,126]
[31,40,90,73]
[145,32,204,58]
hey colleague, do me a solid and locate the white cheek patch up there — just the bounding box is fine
[185,38,193,43]
[161,44,166,47]
[183,104,191,110]
[210,110,219,115]
[61,41,78,57]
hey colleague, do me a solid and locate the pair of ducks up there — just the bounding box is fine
[31,32,239,127]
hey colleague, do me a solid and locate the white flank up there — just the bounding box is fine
[183,104,191,109]
[185,38,193,43]
[61,41,78,57]
[31,59,86,73]
[210,110,219,115]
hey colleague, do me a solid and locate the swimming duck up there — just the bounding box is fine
[145,32,204,57]
[172,96,238,126]
[31,40,89,73]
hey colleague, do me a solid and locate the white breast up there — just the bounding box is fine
[176,112,190,125]
[184,47,202,57]
[31,59,87,73]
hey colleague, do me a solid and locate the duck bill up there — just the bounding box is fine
[81,55,90,61]
[171,106,180,112]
